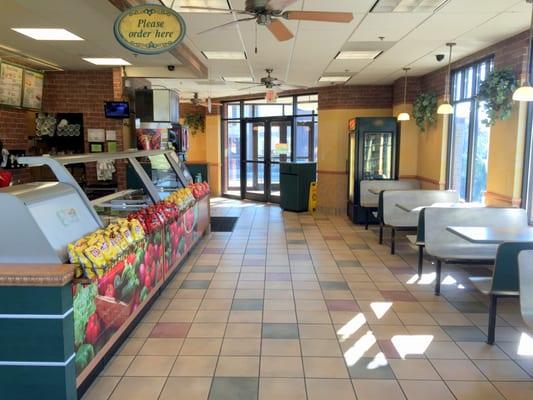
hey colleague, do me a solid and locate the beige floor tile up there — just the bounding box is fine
[352,379,406,400]
[263,309,297,323]
[297,311,332,324]
[260,356,304,377]
[300,339,342,357]
[446,381,504,400]
[81,377,120,400]
[167,298,202,310]
[399,380,455,400]
[221,338,261,356]
[306,378,357,400]
[125,355,175,377]
[424,341,468,359]
[229,310,263,323]
[188,323,227,338]
[259,378,307,400]
[194,310,230,323]
[215,356,260,377]
[101,356,134,377]
[261,339,301,356]
[299,324,337,339]
[138,338,183,356]
[303,357,349,378]
[180,338,222,355]
[159,310,197,323]
[492,381,533,399]
[431,359,486,381]
[473,360,531,380]
[159,377,212,400]
[118,338,146,356]
[456,342,509,360]
[225,323,262,338]
[396,312,437,326]
[388,359,440,380]
[170,355,218,376]
[109,377,166,400]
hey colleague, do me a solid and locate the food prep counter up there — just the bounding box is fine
[0,150,211,400]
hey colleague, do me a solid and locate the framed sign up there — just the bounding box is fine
[22,69,44,110]
[113,4,186,55]
[0,62,23,107]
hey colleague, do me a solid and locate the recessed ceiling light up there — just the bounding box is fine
[319,76,351,82]
[222,76,253,82]
[12,28,84,41]
[202,51,247,60]
[336,51,383,60]
[162,0,230,12]
[371,0,449,13]
[82,58,131,65]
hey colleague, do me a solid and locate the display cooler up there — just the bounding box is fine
[0,149,210,398]
[347,117,399,224]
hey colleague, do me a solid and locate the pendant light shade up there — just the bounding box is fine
[513,0,533,101]
[438,43,455,115]
[397,67,411,121]
[397,112,410,121]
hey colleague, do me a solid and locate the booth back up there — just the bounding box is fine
[360,179,420,207]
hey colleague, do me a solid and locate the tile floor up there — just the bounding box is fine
[83,198,533,400]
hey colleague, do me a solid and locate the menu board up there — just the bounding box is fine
[22,69,44,109]
[0,62,23,107]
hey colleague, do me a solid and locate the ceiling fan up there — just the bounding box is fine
[180,0,354,42]
[189,92,222,112]
[234,68,305,91]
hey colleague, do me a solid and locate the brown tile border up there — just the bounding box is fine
[0,264,75,286]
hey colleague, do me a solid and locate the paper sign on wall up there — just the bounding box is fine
[106,130,117,141]
[88,129,105,142]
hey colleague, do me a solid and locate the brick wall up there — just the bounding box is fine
[318,85,393,109]
[421,30,529,96]
[393,76,423,106]
[0,108,33,184]
[42,68,126,188]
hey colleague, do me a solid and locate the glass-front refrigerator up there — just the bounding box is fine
[347,117,399,224]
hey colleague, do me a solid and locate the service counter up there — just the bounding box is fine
[0,150,211,399]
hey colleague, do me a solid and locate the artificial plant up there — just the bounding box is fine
[412,92,438,132]
[477,67,517,126]
[184,112,205,134]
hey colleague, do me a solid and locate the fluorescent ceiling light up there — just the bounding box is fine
[319,76,351,82]
[12,28,83,41]
[222,76,253,82]
[202,51,247,60]
[336,51,382,60]
[371,0,449,13]
[82,58,130,65]
[162,0,230,12]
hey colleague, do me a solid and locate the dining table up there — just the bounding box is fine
[446,226,533,244]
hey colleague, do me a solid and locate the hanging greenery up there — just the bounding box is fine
[184,112,205,134]
[477,68,517,126]
[412,92,438,132]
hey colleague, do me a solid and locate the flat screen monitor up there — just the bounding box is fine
[104,101,130,119]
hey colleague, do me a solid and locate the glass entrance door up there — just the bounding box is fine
[242,118,292,202]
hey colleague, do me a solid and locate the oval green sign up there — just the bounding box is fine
[113,5,186,55]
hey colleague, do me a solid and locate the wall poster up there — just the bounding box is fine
[0,62,23,107]
[22,69,44,109]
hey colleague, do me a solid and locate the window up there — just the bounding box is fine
[524,45,533,223]
[221,94,318,197]
[447,57,493,203]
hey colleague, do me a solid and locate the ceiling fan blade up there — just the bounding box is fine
[179,6,252,15]
[197,17,256,35]
[233,81,261,85]
[267,19,294,42]
[265,0,297,11]
[282,11,354,23]
[239,85,264,91]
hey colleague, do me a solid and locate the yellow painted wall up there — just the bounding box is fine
[485,101,528,206]
[393,104,418,178]
[316,108,392,214]
[205,114,221,196]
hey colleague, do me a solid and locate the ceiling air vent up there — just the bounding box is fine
[370,0,449,13]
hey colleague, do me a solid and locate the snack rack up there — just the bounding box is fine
[0,149,210,399]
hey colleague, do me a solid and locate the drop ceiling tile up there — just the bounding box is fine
[350,13,431,42]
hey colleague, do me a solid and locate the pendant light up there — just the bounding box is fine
[397,67,411,121]
[437,42,456,115]
[513,0,533,101]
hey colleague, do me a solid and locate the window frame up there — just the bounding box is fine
[446,56,494,202]
[220,94,318,198]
